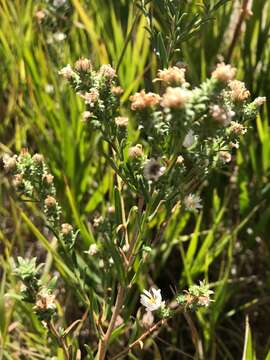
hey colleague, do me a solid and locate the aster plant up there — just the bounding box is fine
[3,58,265,360]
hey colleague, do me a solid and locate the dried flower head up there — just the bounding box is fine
[43,173,54,184]
[32,153,44,163]
[212,62,236,82]
[44,195,57,208]
[183,130,195,148]
[58,64,76,80]
[130,90,161,110]
[140,288,163,312]
[12,174,23,187]
[82,88,99,106]
[184,194,202,212]
[74,58,92,72]
[228,80,250,102]
[3,154,17,172]
[82,111,92,121]
[115,116,128,127]
[99,64,116,79]
[111,86,124,96]
[161,87,190,108]
[219,151,232,163]
[254,97,266,107]
[35,291,56,311]
[142,310,154,328]
[143,158,165,181]
[210,105,235,126]
[154,66,186,85]
[61,223,73,235]
[128,144,143,158]
[35,10,46,22]
[229,121,247,135]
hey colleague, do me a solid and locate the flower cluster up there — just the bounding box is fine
[3,150,78,250]
[14,257,56,321]
[61,61,265,217]
[3,149,61,228]
[58,60,125,144]
[176,281,214,310]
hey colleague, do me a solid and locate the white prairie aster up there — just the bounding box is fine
[140,288,163,312]
[184,194,202,212]
[183,130,195,148]
[143,158,165,182]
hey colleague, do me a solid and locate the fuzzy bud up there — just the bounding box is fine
[219,151,232,163]
[115,116,128,127]
[32,153,44,164]
[112,86,124,96]
[74,58,92,72]
[99,64,116,79]
[212,62,236,83]
[130,90,161,110]
[61,223,73,235]
[3,154,17,172]
[128,144,143,158]
[254,97,266,107]
[44,195,57,208]
[228,80,250,102]
[161,87,190,108]
[154,66,186,85]
[58,64,76,80]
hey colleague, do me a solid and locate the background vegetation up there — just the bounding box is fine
[0,0,269,359]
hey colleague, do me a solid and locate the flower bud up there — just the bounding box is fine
[115,116,128,127]
[74,58,92,72]
[128,144,143,158]
[212,62,236,83]
[44,195,57,208]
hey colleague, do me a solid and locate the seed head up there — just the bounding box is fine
[128,144,143,158]
[254,97,266,107]
[32,153,44,164]
[61,223,73,235]
[43,173,54,184]
[99,64,116,79]
[130,90,161,110]
[161,87,190,108]
[143,159,165,181]
[74,58,92,72]
[228,80,250,102]
[44,195,57,208]
[219,151,232,163]
[210,105,235,126]
[154,67,186,85]
[3,154,17,172]
[212,62,236,83]
[115,116,128,127]
[230,121,247,135]
[112,86,124,96]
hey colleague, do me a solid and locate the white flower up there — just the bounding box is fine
[53,32,66,42]
[140,288,163,312]
[84,244,98,256]
[183,130,195,148]
[58,64,75,79]
[254,96,266,107]
[184,194,202,212]
[53,0,67,7]
[143,159,165,182]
